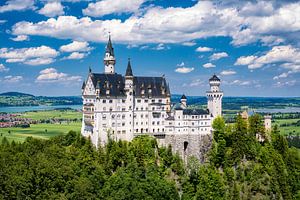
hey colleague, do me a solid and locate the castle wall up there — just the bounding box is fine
[157,133,212,163]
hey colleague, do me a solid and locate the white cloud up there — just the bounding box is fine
[0,64,9,72]
[203,63,215,68]
[83,0,145,17]
[235,45,300,69]
[36,68,82,83]
[10,1,300,47]
[0,20,7,24]
[196,46,213,52]
[234,55,257,66]
[273,63,300,80]
[229,79,251,86]
[175,67,194,74]
[10,35,29,41]
[0,0,35,13]
[0,45,59,66]
[220,70,236,75]
[63,52,86,60]
[2,75,23,83]
[153,43,169,51]
[176,62,185,67]
[60,41,92,52]
[38,2,64,17]
[182,41,196,46]
[210,52,228,61]
[274,80,296,88]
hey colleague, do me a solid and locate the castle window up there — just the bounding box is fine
[137,99,141,103]
[122,108,125,111]
[112,115,115,119]
[103,107,106,111]
[109,108,113,111]
[122,99,126,103]
[122,122,125,126]
[109,100,113,103]
[145,99,148,103]
[152,99,155,103]
[159,99,162,103]
[102,115,106,120]
[122,114,125,119]
[103,100,106,103]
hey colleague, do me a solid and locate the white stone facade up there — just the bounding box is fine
[81,37,223,159]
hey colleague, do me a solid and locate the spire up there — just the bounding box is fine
[181,94,187,99]
[125,58,133,77]
[89,66,92,73]
[105,33,114,57]
[209,74,220,82]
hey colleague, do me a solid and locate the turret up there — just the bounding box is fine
[104,35,116,74]
[206,74,223,118]
[124,58,134,141]
[180,94,187,109]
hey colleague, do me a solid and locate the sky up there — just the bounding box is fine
[0,0,300,97]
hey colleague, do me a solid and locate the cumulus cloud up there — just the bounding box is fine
[0,64,9,72]
[203,63,216,68]
[8,1,300,47]
[210,52,228,61]
[2,75,23,83]
[0,0,35,13]
[63,52,86,60]
[235,45,300,69]
[220,70,236,75]
[196,46,213,52]
[273,63,300,80]
[227,79,252,86]
[83,0,146,17]
[60,41,92,52]
[38,2,64,17]
[10,35,29,41]
[36,68,82,83]
[0,45,59,66]
[175,62,194,73]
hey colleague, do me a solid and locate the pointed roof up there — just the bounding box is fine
[209,74,220,81]
[105,34,114,56]
[81,81,86,89]
[181,94,187,99]
[125,58,133,76]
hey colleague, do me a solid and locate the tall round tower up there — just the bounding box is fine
[206,74,223,118]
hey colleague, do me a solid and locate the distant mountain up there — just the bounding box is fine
[0,92,35,97]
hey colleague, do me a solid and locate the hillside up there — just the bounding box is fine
[0,115,299,199]
[0,92,82,107]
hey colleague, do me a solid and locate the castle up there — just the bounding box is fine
[81,37,223,161]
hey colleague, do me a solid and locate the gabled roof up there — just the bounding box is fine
[209,74,220,81]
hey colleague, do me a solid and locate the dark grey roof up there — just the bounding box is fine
[125,59,133,76]
[209,74,220,81]
[105,35,114,56]
[88,73,170,97]
[181,94,187,99]
[91,73,126,97]
[81,81,86,89]
[133,76,170,97]
[183,109,209,115]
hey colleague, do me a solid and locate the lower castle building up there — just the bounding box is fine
[81,37,223,161]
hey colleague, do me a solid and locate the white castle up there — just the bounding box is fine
[81,37,223,160]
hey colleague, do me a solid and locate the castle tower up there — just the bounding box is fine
[180,94,187,109]
[206,74,223,118]
[124,58,134,141]
[264,115,272,131]
[104,35,115,74]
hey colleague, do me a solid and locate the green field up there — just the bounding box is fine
[0,122,81,143]
[20,110,82,120]
[274,118,300,136]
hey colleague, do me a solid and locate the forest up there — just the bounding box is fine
[0,114,299,199]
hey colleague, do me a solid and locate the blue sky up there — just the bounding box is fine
[0,0,300,97]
